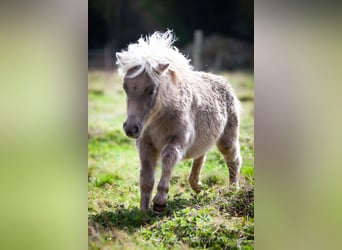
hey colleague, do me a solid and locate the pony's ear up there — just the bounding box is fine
[156,63,169,74]
[116,52,122,62]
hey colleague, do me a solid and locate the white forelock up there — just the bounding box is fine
[116,30,193,83]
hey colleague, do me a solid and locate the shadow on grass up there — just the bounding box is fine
[89,184,254,235]
[89,206,156,233]
[88,196,203,233]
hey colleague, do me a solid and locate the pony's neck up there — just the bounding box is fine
[157,72,185,110]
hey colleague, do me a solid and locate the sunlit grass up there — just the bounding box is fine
[88,70,254,249]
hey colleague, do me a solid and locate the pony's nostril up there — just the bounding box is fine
[132,125,139,135]
[123,122,140,138]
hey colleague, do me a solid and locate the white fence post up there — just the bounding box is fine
[193,30,203,70]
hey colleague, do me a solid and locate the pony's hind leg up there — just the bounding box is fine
[217,114,242,186]
[188,155,206,193]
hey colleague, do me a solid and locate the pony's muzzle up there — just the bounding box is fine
[123,121,141,139]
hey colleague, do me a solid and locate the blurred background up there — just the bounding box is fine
[2,1,342,250]
[88,0,253,71]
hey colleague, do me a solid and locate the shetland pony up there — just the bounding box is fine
[116,30,242,212]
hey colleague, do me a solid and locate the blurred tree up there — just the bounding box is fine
[139,0,253,46]
[89,0,253,50]
[89,0,160,49]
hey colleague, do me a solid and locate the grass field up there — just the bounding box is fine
[88,70,254,249]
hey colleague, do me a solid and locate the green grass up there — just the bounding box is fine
[88,70,254,249]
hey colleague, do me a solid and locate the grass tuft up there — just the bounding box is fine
[216,184,254,218]
[88,129,131,145]
[94,172,123,187]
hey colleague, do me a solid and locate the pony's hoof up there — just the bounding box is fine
[190,182,202,194]
[153,202,166,213]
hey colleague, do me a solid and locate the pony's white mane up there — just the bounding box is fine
[116,30,193,83]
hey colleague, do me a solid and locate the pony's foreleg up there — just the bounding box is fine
[153,143,182,213]
[188,154,206,193]
[138,140,158,211]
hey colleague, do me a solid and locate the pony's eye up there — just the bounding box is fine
[145,86,155,96]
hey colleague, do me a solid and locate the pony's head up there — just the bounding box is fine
[119,63,169,138]
[116,30,192,138]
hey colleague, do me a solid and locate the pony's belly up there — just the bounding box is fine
[183,138,217,159]
[184,118,226,159]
